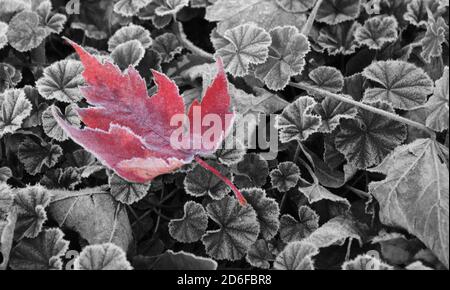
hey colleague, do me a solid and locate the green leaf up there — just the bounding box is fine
[134,250,218,270]
[342,254,394,270]
[155,0,189,16]
[270,161,301,192]
[236,153,269,187]
[18,138,63,175]
[299,181,351,211]
[153,33,183,63]
[114,0,152,16]
[75,243,132,270]
[215,23,271,77]
[307,66,345,95]
[246,239,275,269]
[276,96,321,143]
[169,201,208,243]
[35,0,67,34]
[255,26,310,90]
[368,138,449,269]
[335,101,407,169]
[202,196,260,261]
[362,60,434,110]
[0,89,32,137]
[421,17,448,63]
[9,228,69,270]
[317,21,362,55]
[212,138,246,166]
[404,0,436,27]
[0,183,15,270]
[273,241,318,270]
[36,60,85,103]
[0,21,7,50]
[406,261,434,270]
[22,86,47,128]
[109,173,150,205]
[111,40,146,70]
[280,205,319,243]
[276,0,316,12]
[0,167,12,182]
[355,15,399,50]
[6,11,47,52]
[314,95,358,133]
[316,0,361,25]
[108,24,153,52]
[0,63,22,93]
[424,66,449,132]
[42,105,80,141]
[137,1,172,29]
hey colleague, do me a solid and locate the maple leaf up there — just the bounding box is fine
[52,38,247,205]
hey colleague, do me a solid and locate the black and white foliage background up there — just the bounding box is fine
[0,0,449,270]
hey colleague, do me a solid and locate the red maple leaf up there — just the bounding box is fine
[52,38,246,205]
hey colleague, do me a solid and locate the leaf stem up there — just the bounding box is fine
[301,0,324,36]
[289,81,437,139]
[172,20,215,60]
[344,185,370,199]
[194,156,247,206]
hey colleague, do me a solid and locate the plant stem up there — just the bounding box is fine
[173,21,215,60]
[301,0,324,36]
[344,185,370,199]
[289,81,437,139]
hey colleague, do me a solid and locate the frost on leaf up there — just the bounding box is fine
[0,89,32,137]
[316,0,361,25]
[36,60,85,103]
[404,0,437,27]
[317,22,362,55]
[185,160,232,200]
[111,40,146,69]
[368,139,449,269]
[42,105,80,141]
[280,205,319,243]
[0,167,12,182]
[134,250,218,270]
[21,86,45,128]
[114,0,152,16]
[406,261,434,270]
[153,33,183,63]
[75,243,132,270]
[169,201,208,243]
[137,1,172,29]
[270,161,301,192]
[242,188,280,240]
[276,96,321,143]
[342,254,393,270]
[0,63,22,93]
[273,241,318,270]
[35,0,67,34]
[335,101,407,169]
[355,15,399,50]
[421,17,448,63]
[236,153,269,188]
[18,138,62,176]
[155,0,190,16]
[215,24,271,77]
[14,185,52,239]
[299,181,351,211]
[0,22,7,50]
[6,11,47,52]
[363,60,434,110]
[202,196,260,261]
[212,138,246,166]
[314,95,358,133]
[109,173,150,205]
[108,24,153,52]
[0,183,15,270]
[276,0,316,12]
[255,26,310,91]
[9,228,69,270]
[246,240,275,269]
[49,188,133,251]
[306,66,345,96]
[424,66,449,132]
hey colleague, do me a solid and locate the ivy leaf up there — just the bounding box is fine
[0,167,12,182]
[246,240,275,269]
[317,21,362,55]
[270,161,301,192]
[202,196,260,261]
[153,33,183,63]
[355,15,399,50]
[273,241,319,270]
[108,24,153,52]
[215,24,271,77]
[6,11,47,52]
[42,104,80,141]
[9,228,69,270]
[18,138,63,176]
[169,201,208,243]
[424,66,449,132]
[36,60,85,103]
[0,21,7,50]
[114,0,152,16]
[75,243,132,270]
[236,153,269,187]
[276,96,321,143]
[109,173,150,205]
[276,0,316,12]
[0,89,32,137]
[134,250,218,270]
[421,17,449,64]
[335,101,407,169]
[111,40,146,70]
[342,254,394,270]
[368,139,449,269]
[280,205,319,243]
[307,66,344,95]
[155,0,189,16]
[255,26,310,91]
[314,95,358,133]
[362,60,434,110]
[316,0,361,25]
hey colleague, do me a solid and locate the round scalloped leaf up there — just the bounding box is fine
[0,89,32,137]
[18,138,63,176]
[317,21,362,55]
[255,26,310,91]
[276,96,321,143]
[42,105,80,141]
[215,23,271,77]
[404,0,436,27]
[155,0,189,16]
[14,185,52,239]
[405,261,434,270]
[153,33,183,63]
[35,1,66,34]
[75,243,132,270]
[0,182,13,217]
[109,173,150,205]
[342,254,393,270]
[242,188,280,240]
[314,95,358,133]
[111,40,145,70]
[236,153,269,187]
[355,15,399,50]
[279,205,319,243]
[246,239,275,269]
[9,228,69,270]
[213,138,246,166]
[6,11,47,52]
[0,167,12,182]
[134,250,218,270]
[273,241,318,270]
[276,0,316,12]
[36,59,85,103]
[335,101,407,169]
[0,21,7,49]
[421,17,448,63]
[0,63,22,93]
[307,66,344,94]
[316,0,361,25]
[202,196,260,261]
[270,161,301,192]
[362,60,434,110]
[108,24,152,52]
[114,0,152,16]
[168,201,208,243]
[425,66,449,131]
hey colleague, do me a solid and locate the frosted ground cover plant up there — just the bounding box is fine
[0,0,448,271]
